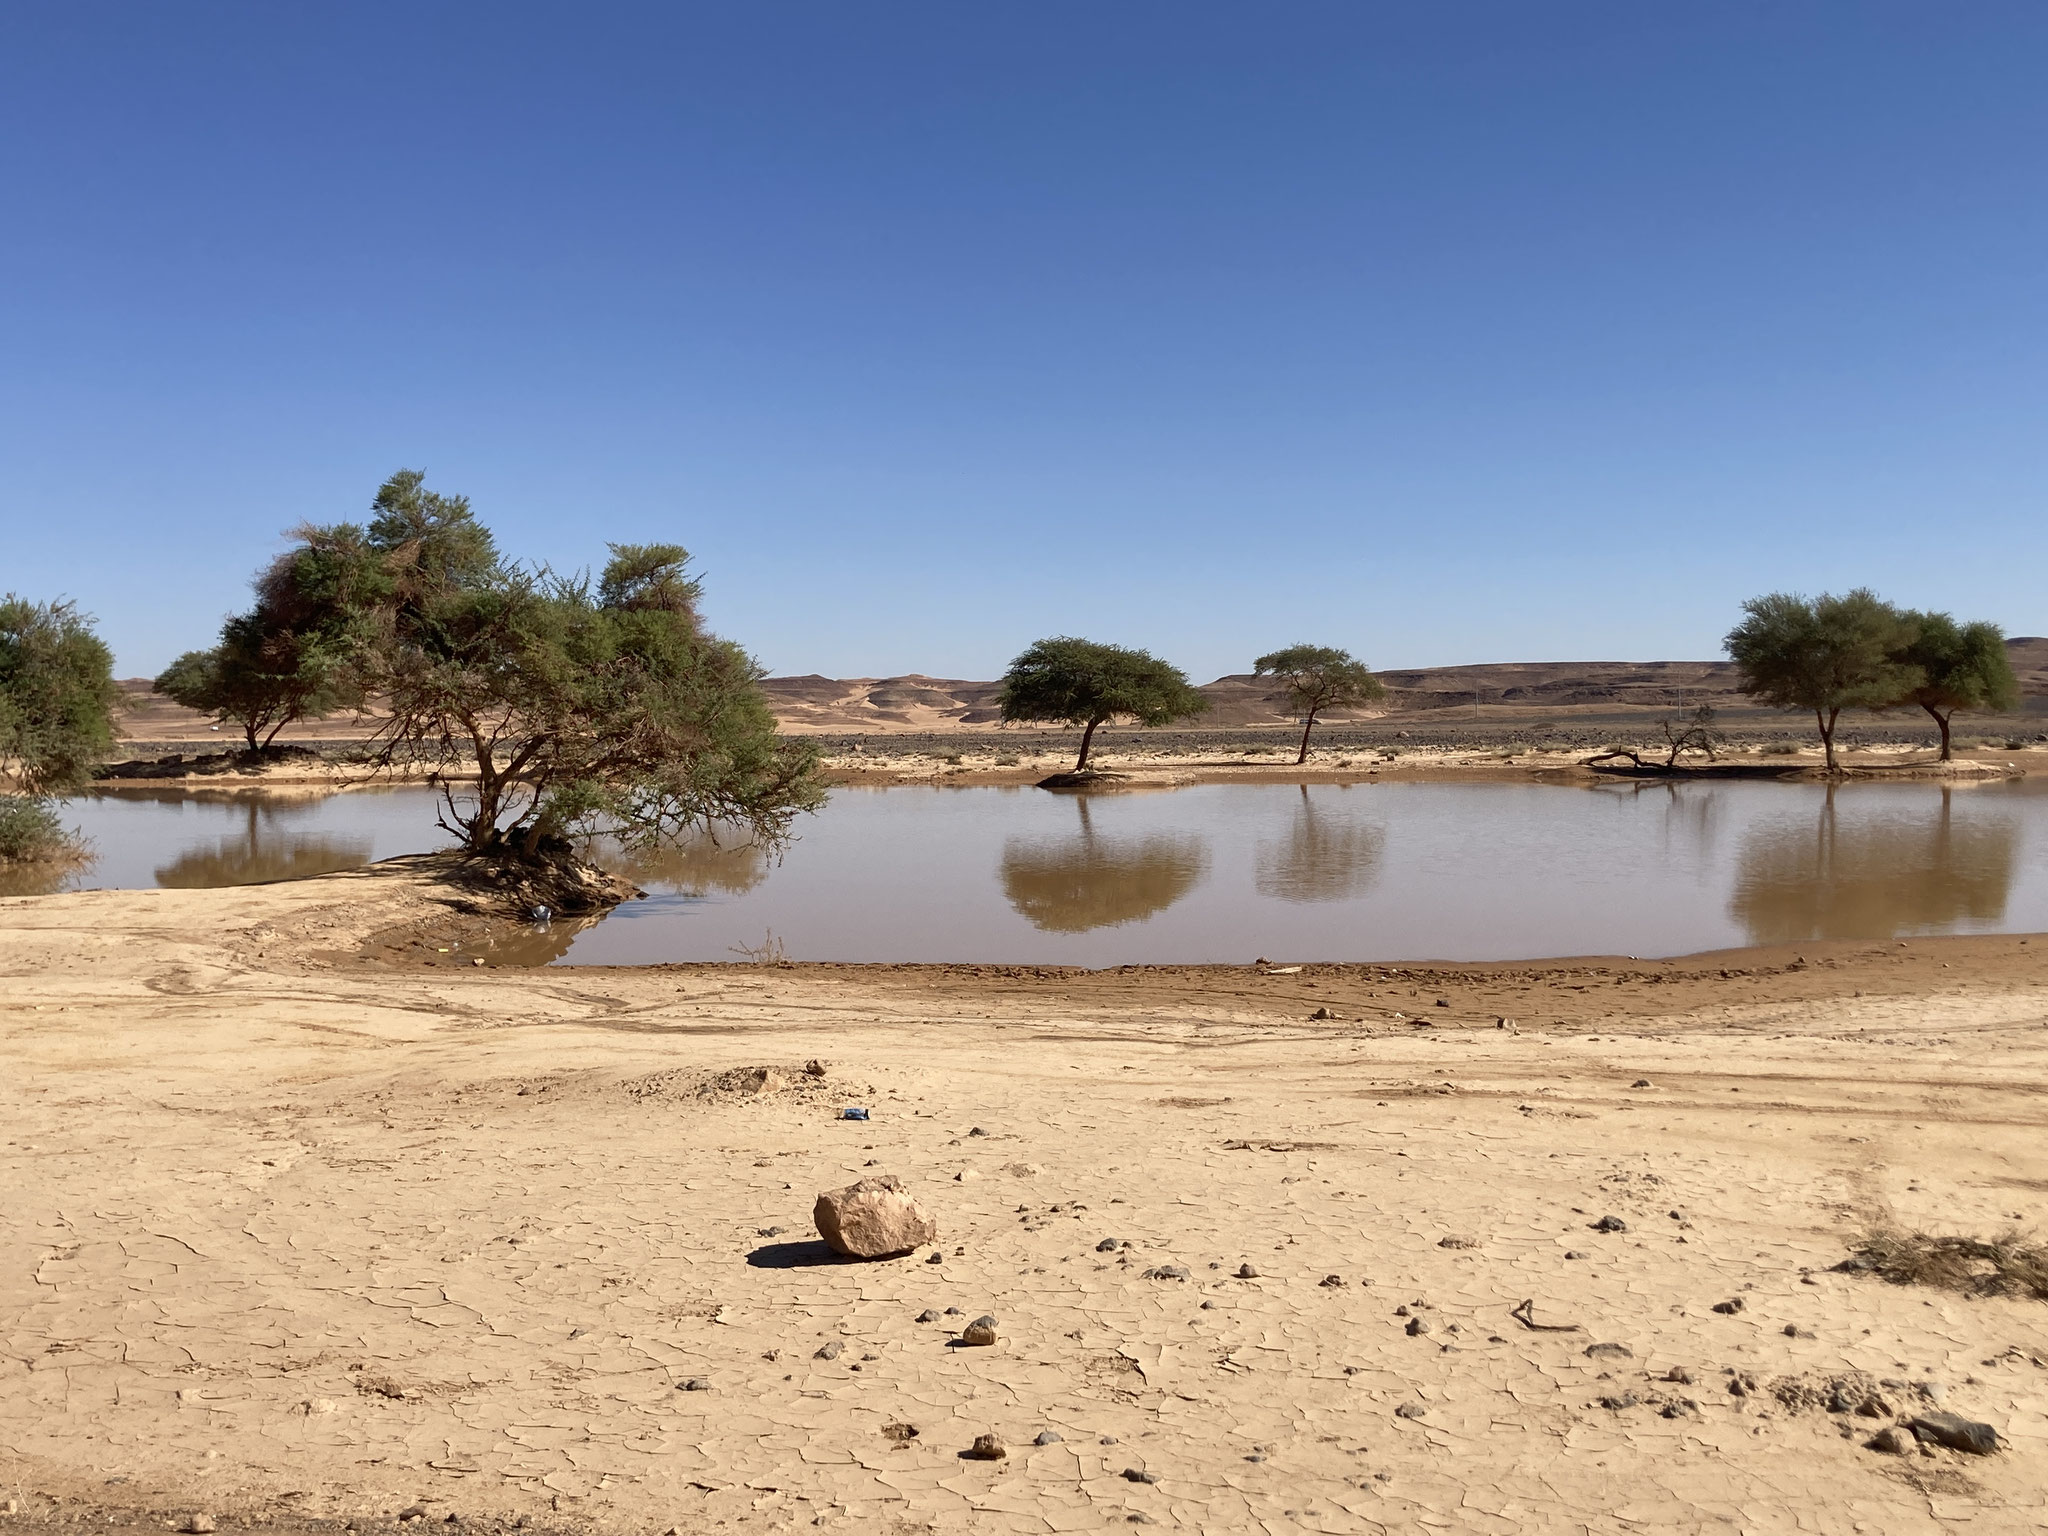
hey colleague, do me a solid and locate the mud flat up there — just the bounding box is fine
[3,862,2047,1533]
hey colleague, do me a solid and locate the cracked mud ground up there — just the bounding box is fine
[3,861,2046,1534]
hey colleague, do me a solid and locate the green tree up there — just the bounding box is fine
[1890,611,2021,762]
[322,480,823,857]
[1724,589,1913,771]
[997,636,1210,772]
[0,596,121,795]
[1253,643,1386,764]
[153,611,361,753]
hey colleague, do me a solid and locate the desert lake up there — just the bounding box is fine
[27,776,2047,964]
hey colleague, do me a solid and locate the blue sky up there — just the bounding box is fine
[3,3,2044,680]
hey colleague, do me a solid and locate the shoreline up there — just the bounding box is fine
[6,865,2048,1532]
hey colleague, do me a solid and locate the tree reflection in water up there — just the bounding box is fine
[1730,787,2019,944]
[1255,786,1383,903]
[153,800,372,887]
[586,827,771,897]
[1000,798,1207,932]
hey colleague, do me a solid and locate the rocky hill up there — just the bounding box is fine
[113,638,2047,742]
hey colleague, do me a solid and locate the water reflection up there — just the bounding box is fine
[587,828,771,897]
[1730,788,2021,944]
[149,800,372,887]
[1000,798,1207,932]
[1255,786,1383,903]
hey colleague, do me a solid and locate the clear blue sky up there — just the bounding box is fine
[4,3,2044,681]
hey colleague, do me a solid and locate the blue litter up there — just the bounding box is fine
[841,1107,870,1121]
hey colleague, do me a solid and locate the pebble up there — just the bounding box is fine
[1320,1274,1345,1288]
[1310,1006,1335,1020]
[182,1518,216,1535]
[1404,1317,1431,1336]
[1711,1298,1744,1315]
[815,1341,842,1360]
[944,1306,963,1315]
[1665,1367,1696,1385]
[1236,1263,1260,1279]
[1122,1468,1159,1484]
[1784,1324,1813,1339]
[1394,1403,1427,1420]
[756,1226,784,1237]
[679,1377,710,1391]
[915,1309,939,1323]
[1097,1238,1124,1252]
[1591,1215,1629,1233]
[926,1252,943,1263]
[1143,1264,1191,1281]
[1868,1426,1913,1455]
[1034,1430,1063,1445]
[1437,1235,1477,1250]
[965,1433,1006,1460]
[1631,1079,1653,1089]
[1564,1250,1588,1260]
[1584,1342,1634,1361]
[969,1127,988,1137]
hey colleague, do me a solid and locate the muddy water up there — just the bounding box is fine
[32,776,2045,964]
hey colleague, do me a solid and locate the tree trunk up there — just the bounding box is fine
[1923,703,1953,762]
[1295,710,1318,765]
[243,720,260,753]
[1816,708,1840,772]
[1075,716,1103,772]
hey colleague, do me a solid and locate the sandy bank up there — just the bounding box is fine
[3,866,2047,1533]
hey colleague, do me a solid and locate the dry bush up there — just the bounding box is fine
[1841,1226,2048,1301]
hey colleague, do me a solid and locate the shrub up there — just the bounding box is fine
[0,795,81,865]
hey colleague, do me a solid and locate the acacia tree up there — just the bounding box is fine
[0,596,121,795]
[1890,611,2020,761]
[997,636,1210,772]
[296,471,826,859]
[1724,589,1913,771]
[1254,643,1386,764]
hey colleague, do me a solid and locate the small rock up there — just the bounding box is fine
[881,1422,918,1443]
[182,1517,217,1535]
[1034,1430,1063,1445]
[756,1225,784,1237]
[1236,1263,1260,1279]
[955,1169,982,1182]
[1143,1264,1191,1281]
[1394,1403,1427,1420]
[1599,1392,1641,1411]
[926,1252,943,1263]
[1665,1367,1696,1385]
[814,1175,938,1259]
[1711,1298,1744,1315]
[1310,1007,1335,1021]
[1564,1250,1588,1260]
[1096,1238,1123,1252]
[1591,1215,1628,1233]
[969,1127,989,1137]
[1100,1436,1119,1444]
[1783,1324,1813,1339]
[962,1316,998,1346]
[678,1376,710,1391]
[1631,1079,1653,1088]
[1434,998,1449,1008]
[1868,1426,1912,1455]
[965,1433,1006,1460]
[804,1059,828,1076]
[1122,1468,1158,1484]
[1909,1411,2001,1455]
[1320,1274,1345,1288]
[1584,1342,1634,1361]
[945,1306,963,1315]
[1437,1235,1477,1250]
[915,1309,939,1322]
[814,1341,842,1360]
[741,1066,788,1096]
[1404,1317,1431,1336]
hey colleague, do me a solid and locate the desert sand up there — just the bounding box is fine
[4,863,2048,1535]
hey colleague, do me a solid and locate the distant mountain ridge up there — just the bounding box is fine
[113,638,2048,741]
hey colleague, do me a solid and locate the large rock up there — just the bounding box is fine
[1908,1411,2001,1455]
[813,1175,937,1259]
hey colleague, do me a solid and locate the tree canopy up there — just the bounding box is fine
[0,596,121,796]
[1253,643,1385,763]
[997,636,1210,771]
[1724,589,1915,770]
[1891,610,2021,761]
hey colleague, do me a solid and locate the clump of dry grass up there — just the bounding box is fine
[1841,1227,2048,1301]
